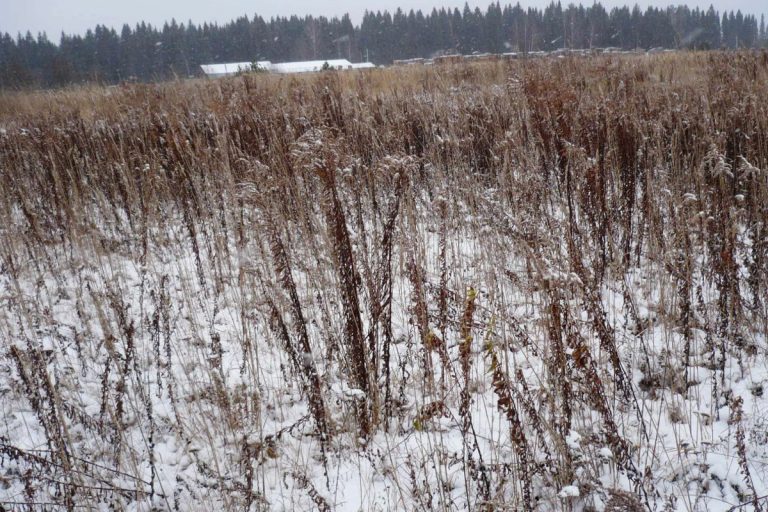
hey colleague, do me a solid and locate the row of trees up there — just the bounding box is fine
[1,2,766,89]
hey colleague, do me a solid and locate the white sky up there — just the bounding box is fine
[1,0,765,39]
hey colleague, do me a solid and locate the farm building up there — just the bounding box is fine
[270,59,374,73]
[200,59,374,77]
[199,61,271,78]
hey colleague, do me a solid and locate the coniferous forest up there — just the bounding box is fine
[1,1,767,89]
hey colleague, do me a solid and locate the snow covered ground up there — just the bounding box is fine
[1,52,767,511]
[1,188,766,511]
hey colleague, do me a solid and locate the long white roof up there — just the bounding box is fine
[200,61,271,75]
[201,59,375,77]
[349,62,376,70]
[270,59,352,73]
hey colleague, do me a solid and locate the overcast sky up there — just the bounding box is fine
[2,0,766,39]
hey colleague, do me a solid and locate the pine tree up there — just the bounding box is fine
[0,2,741,89]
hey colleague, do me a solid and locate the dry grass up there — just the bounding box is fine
[1,50,767,510]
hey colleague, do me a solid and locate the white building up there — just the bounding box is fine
[271,59,351,73]
[349,62,376,70]
[200,59,375,77]
[199,61,271,78]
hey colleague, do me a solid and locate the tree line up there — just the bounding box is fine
[1,2,766,89]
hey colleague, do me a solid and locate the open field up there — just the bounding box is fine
[1,51,768,511]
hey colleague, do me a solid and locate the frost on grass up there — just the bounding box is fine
[1,53,768,511]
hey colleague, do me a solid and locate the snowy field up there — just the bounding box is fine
[1,53,767,511]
